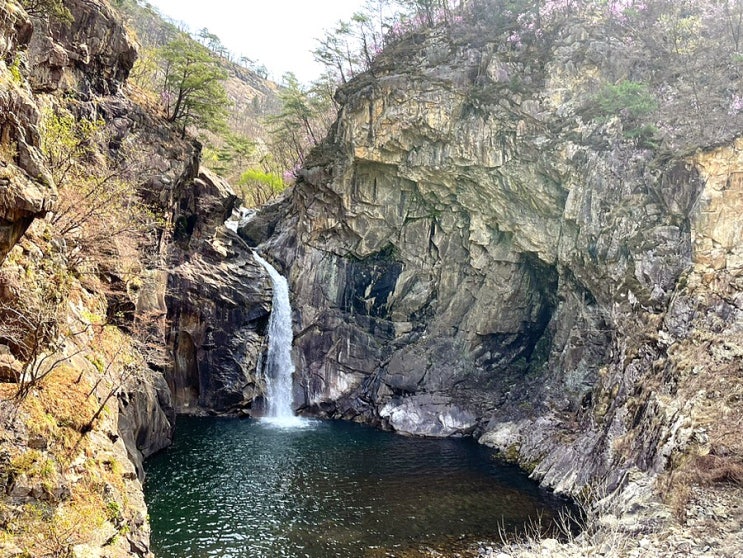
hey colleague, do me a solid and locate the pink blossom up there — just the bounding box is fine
[606,0,647,22]
[507,32,523,48]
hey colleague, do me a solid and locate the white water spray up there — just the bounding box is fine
[253,253,306,427]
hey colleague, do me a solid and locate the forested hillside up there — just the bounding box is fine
[110,0,296,205]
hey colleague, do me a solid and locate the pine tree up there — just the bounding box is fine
[159,35,230,135]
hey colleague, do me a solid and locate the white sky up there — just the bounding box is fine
[147,0,367,83]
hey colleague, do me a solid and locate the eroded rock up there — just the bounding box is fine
[250,12,737,519]
[166,168,272,413]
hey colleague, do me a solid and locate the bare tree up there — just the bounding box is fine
[0,299,88,400]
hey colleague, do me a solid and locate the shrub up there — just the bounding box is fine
[589,80,659,145]
[19,0,73,24]
[8,54,23,84]
[39,106,160,272]
[38,107,104,185]
[237,168,286,207]
[594,80,658,121]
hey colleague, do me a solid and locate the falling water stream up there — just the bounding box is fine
[253,252,307,428]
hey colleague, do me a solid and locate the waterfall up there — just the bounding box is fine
[253,253,304,426]
[224,206,255,233]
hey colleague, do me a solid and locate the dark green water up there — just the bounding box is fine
[145,417,569,558]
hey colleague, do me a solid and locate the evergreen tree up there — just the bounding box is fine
[159,35,230,135]
[265,73,335,175]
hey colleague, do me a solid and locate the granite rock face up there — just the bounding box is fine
[251,19,738,509]
[27,0,137,95]
[0,0,276,419]
[0,1,56,263]
[166,168,272,413]
[118,365,175,481]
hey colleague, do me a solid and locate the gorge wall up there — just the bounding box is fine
[0,3,278,553]
[165,168,272,414]
[0,1,222,554]
[2,0,743,555]
[245,7,743,517]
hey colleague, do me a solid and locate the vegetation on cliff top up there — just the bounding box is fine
[159,35,229,134]
[310,0,743,155]
[18,0,72,24]
[114,0,288,205]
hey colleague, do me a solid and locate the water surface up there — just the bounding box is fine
[145,417,569,558]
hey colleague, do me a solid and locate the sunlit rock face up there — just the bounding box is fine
[251,14,742,502]
[0,1,55,263]
[1,0,144,264]
[256,32,690,427]
[691,138,743,272]
[26,0,137,95]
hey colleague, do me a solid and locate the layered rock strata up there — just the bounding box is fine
[249,18,742,528]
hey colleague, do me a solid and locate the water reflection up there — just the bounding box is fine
[145,417,570,558]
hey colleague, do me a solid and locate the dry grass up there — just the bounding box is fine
[1,367,132,556]
[658,270,743,517]
[692,454,743,485]
[0,342,134,556]
[490,484,634,558]
[35,365,99,433]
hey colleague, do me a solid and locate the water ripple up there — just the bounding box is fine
[145,417,571,558]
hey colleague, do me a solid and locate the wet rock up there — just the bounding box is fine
[118,367,175,481]
[166,168,271,413]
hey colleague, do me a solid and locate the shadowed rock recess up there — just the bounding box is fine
[242,8,743,530]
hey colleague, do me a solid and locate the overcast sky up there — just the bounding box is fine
[147,0,367,83]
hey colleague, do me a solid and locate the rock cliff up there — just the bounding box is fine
[165,167,272,413]
[249,3,743,536]
[0,0,280,550]
[0,0,201,555]
[26,0,136,95]
[0,1,55,262]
